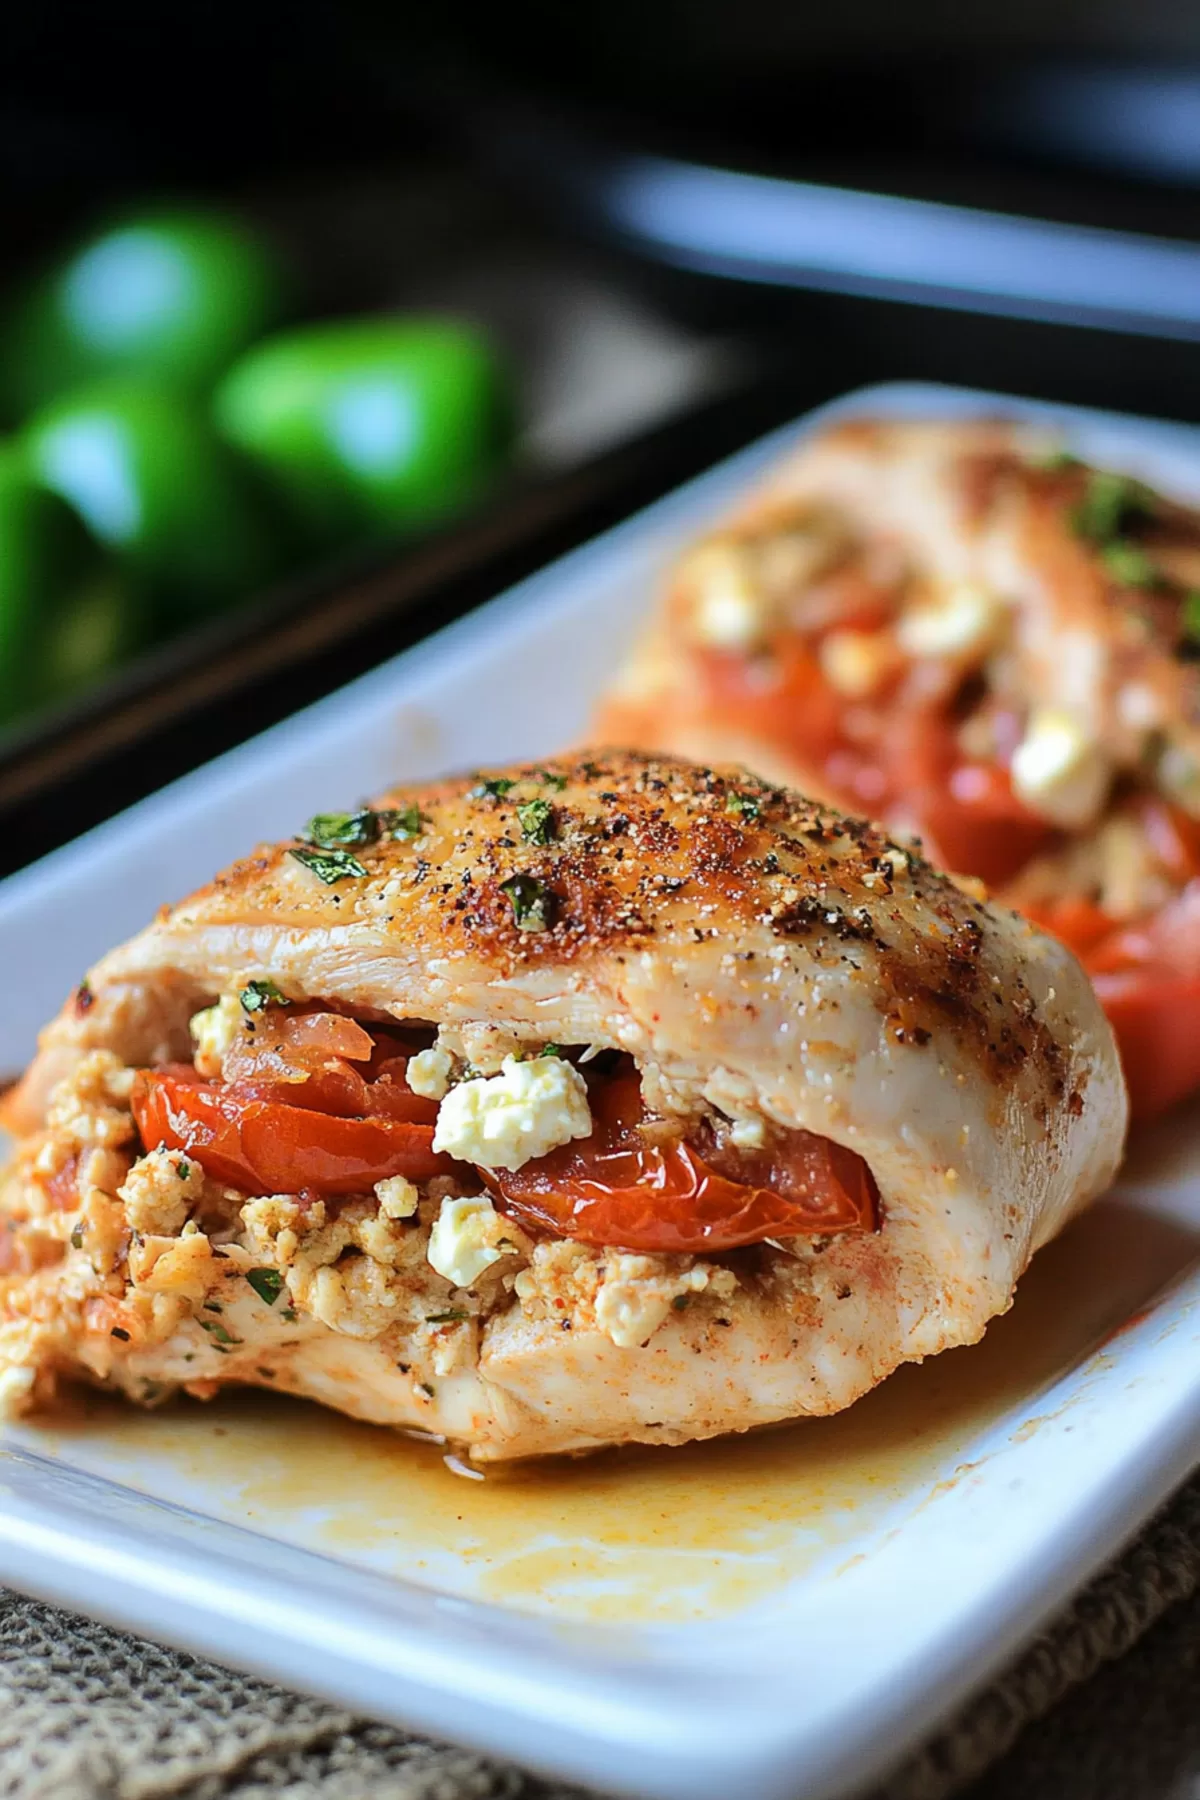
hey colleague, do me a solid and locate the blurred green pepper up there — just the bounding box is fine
[0,449,143,729]
[212,317,512,543]
[2,210,284,418]
[24,379,285,624]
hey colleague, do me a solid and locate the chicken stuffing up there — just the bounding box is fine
[0,751,1125,1459]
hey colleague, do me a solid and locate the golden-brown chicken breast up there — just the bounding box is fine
[0,751,1125,1460]
[597,418,1200,1120]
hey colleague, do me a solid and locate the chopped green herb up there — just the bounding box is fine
[726,791,762,822]
[1072,470,1154,544]
[202,1300,223,1313]
[539,1043,563,1059]
[174,1159,193,1180]
[380,804,426,840]
[239,979,287,1015]
[304,809,378,848]
[672,1294,691,1311]
[1102,541,1159,588]
[500,873,554,932]
[517,798,556,845]
[426,1309,470,1324]
[69,1225,84,1249]
[470,776,515,801]
[281,1306,299,1323]
[246,1267,285,1306]
[289,846,367,884]
[110,1327,130,1341]
[537,768,568,791]
[199,1320,241,1346]
[1030,448,1081,472]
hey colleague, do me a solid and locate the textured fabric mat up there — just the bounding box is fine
[2,1472,1200,1800]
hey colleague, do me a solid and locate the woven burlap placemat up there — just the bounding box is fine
[3,1471,1199,1800]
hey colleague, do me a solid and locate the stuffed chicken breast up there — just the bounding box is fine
[0,751,1124,1460]
[597,419,1200,1118]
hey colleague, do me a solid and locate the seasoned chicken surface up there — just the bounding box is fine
[598,418,1200,1118]
[0,751,1125,1459]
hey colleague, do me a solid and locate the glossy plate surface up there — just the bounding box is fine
[1,383,1199,1800]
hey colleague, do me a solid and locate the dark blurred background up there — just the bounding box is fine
[7,0,1200,867]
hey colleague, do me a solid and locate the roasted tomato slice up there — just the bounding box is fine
[131,1064,449,1196]
[487,1070,877,1252]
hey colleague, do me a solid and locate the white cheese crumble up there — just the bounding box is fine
[729,1116,767,1150]
[374,1175,419,1219]
[1010,707,1110,828]
[898,583,1003,660]
[432,1055,592,1172]
[406,1046,454,1100]
[189,994,243,1078]
[818,628,900,698]
[684,541,767,651]
[426,1194,517,1289]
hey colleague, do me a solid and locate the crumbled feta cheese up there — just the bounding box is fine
[118,1148,204,1236]
[898,583,1003,660]
[729,1116,767,1150]
[1010,707,1110,828]
[432,1055,592,1172]
[189,994,244,1078]
[818,628,901,698]
[374,1174,419,1219]
[594,1255,719,1350]
[684,542,767,651]
[407,1046,454,1100]
[426,1194,518,1289]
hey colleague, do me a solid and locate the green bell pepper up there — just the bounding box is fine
[0,449,143,728]
[24,379,285,624]
[213,317,512,542]
[3,209,284,417]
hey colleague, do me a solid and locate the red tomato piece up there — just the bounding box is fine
[488,1071,877,1252]
[131,1068,450,1196]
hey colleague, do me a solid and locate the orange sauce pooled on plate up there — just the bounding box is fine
[36,1194,1199,1625]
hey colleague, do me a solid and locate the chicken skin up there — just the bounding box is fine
[0,751,1125,1459]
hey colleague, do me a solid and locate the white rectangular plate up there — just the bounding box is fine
[3,382,1200,1800]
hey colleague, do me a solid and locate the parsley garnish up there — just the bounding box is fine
[1030,448,1080,472]
[672,1294,691,1311]
[1183,592,1200,646]
[281,1306,298,1323]
[427,1309,470,1324]
[500,873,554,932]
[70,1225,83,1249]
[304,809,378,848]
[199,1320,241,1346]
[536,769,567,791]
[726,791,762,822]
[246,1268,284,1306]
[380,804,426,840]
[174,1159,192,1180]
[240,979,287,1015]
[539,1043,563,1058]
[470,776,515,801]
[1102,542,1158,588]
[517,798,556,845]
[289,846,367,883]
[1072,471,1154,544]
